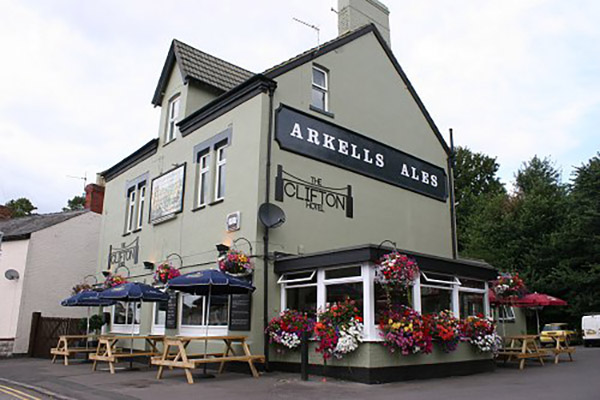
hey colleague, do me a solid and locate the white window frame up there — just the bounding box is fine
[214,145,227,201]
[419,271,461,316]
[311,65,328,111]
[196,152,211,207]
[111,302,141,334]
[498,305,516,322]
[151,302,167,335]
[126,189,136,233]
[125,180,147,234]
[178,293,229,336]
[456,278,488,319]
[165,95,180,143]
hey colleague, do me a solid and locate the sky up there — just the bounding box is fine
[0,0,599,213]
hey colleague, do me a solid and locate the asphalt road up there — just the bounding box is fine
[0,346,599,400]
[0,384,49,400]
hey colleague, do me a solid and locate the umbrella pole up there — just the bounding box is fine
[86,307,90,350]
[536,309,540,335]
[203,286,212,376]
[130,302,134,369]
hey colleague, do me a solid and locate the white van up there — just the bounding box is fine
[582,314,600,347]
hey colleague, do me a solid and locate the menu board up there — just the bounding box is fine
[229,294,252,331]
[165,291,179,329]
[150,164,185,223]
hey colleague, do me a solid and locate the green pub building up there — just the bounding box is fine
[96,0,498,383]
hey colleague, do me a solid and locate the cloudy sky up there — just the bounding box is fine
[1,0,598,213]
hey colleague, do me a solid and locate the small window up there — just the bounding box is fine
[460,292,485,317]
[180,293,229,327]
[126,189,136,233]
[277,270,316,285]
[459,278,485,290]
[421,271,461,286]
[214,145,227,201]
[498,306,516,321]
[136,184,146,230]
[421,286,452,315]
[287,286,317,317]
[124,181,147,233]
[196,153,210,207]
[166,95,180,143]
[113,302,140,326]
[311,66,328,111]
[324,266,361,280]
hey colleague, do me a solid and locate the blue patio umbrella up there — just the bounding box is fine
[167,270,255,376]
[99,282,169,363]
[61,290,116,347]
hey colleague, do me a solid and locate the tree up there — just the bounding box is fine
[453,146,505,252]
[5,198,37,217]
[63,195,86,212]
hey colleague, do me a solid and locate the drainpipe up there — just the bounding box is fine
[447,128,458,259]
[263,83,276,371]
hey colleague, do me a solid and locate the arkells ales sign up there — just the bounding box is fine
[275,105,448,201]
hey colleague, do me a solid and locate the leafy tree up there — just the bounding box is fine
[63,195,86,212]
[453,146,505,252]
[4,198,37,217]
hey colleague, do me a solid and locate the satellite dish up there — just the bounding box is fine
[4,269,19,281]
[258,203,286,229]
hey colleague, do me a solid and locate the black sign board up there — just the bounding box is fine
[275,105,448,201]
[229,294,252,331]
[165,291,178,329]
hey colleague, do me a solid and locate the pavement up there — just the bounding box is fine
[0,347,599,400]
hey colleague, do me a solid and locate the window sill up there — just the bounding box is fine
[191,205,207,213]
[151,213,178,226]
[122,231,131,237]
[111,325,141,334]
[209,198,224,207]
[309,105,334,119]
[163,138,177,147]
[132,228,142,233]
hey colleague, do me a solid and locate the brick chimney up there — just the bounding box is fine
[85,183,105,214]
[338,0,391,47]
[0,205,12,220]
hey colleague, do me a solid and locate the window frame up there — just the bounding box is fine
[311,65,329,112]
[111,302,141,334]
[124,176,148,234]
[214,145,227,201]
[178,293,229,336]
[151,301,167,335]
[195,152,211,208]
[165,94,180,144]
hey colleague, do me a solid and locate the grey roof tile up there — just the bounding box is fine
[0,210,88,241]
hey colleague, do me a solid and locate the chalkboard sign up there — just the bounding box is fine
[165,291,179,329]
[229,294,252,331]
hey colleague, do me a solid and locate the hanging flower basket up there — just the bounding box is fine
[219,249,254,276]
[375,251,420,290]
[314,299,363,360]
[379,305,432,355]
[265,309,315,352]
[153,262,181,285]
[424,310,461,353]
[491,272,526,300]
[104,274,128,289]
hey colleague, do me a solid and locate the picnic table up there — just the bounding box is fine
[544,332,575,364]
[90,334,164,374]
[51,335,98,366]
[496,334,547,370]
[151,335,265,384]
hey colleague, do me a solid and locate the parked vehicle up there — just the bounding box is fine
[582,314,600,347]
[539,323,576,345]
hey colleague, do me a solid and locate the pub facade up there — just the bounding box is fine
[96,0,497,383]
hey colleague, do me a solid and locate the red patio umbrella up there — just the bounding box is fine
[513,292,567,307]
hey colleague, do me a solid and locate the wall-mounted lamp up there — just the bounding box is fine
[216,243,230,257]
[143,261,156,270]
[101,270,111,277]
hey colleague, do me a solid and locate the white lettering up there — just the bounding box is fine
[375,153,385,168]
[290,123,303,139]
[363,149,373,164]
[350,144,361,160]
[431,175,438,187]
[421,171,430,185]
[307,128,320,145]
[338,139,349,155]
[401,163,410,177]
[411,166,419,181]
[322,133,336,151]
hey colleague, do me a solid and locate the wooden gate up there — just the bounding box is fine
[28,312,84,358]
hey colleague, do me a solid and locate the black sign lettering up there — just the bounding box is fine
[275,105,448,201]
[165,291,178,329]
[229,294,252,331]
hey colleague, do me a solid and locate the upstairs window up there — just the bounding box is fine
[196,152,210,207]
[192,128,231,209]
[311,66,328,112]
[166,95,180,143]
[124,178,147,234]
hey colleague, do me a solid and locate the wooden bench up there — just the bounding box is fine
[51,335,98,366]
[544,332,575,364]
[496,335,547,370]
[152,335,265,384]
[90,335,164,374]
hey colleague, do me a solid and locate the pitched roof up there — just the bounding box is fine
[0,210,88,241]
[152,39,254,106]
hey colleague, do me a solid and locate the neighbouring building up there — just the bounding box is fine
[95,0,497,383]
[0,186,103,356]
